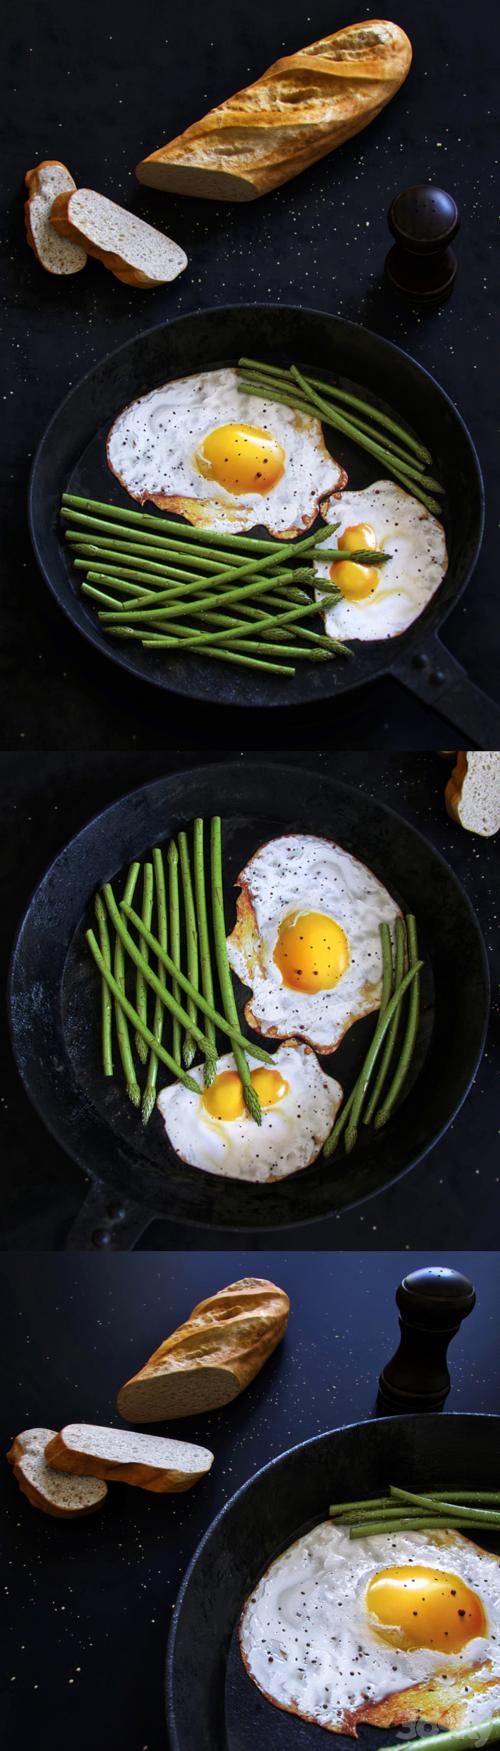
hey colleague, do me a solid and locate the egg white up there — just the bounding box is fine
[106,366,346,535]
[226,834,401,1054]
[240,1521,500,1734]
[156,1041,342,1182]
[314,480,448,640]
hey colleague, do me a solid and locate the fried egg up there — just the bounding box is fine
[156,1041,342,1182]
[240,1521,500,1735]
[313,480,448,640]
[106,366,346,536]
[226,835,401,1055]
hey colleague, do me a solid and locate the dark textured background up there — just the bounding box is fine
[2,751,498,1250]
[1,1249,499,1750]
[1,0,498,749]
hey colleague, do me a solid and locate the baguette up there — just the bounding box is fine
[24,161,87,275]
[7,1426,56,1466]
[136,19,412,202]
[45,1423,213,1493]
[445,751,500,838]
[117,1278,290,1423]
[50,188,187,287]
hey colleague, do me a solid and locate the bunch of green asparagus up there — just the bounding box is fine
[60,493,390,678]
[87,817,270,1126]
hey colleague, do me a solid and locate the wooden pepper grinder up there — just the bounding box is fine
[385,184,459,302]
[378,1266,476,1412]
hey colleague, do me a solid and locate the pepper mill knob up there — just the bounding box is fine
[385,185,459,302]
[378,1266,476,1412]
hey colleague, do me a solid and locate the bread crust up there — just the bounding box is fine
[117,1278,290,1422]
[136,19,412,201]
[50,191,181,287]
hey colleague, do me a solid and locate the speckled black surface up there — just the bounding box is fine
[1,0,498,749]
[1,752,498,1249]
[2,1249,500,1751]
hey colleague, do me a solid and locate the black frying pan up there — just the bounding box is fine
[8,761,489,1249]
[29,304,499,746]
[167,1411,500,1751]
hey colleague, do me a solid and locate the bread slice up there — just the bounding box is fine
[136,20,412,202]
[7,1426,57,1466]
[445,752,500,837]
[50,189,187,287]
[117,1278,290,1423]
[24,161,87,275]
[14,1452,108,1518]
[45,1423,213,1492]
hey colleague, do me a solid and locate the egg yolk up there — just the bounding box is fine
[274,911,349,993]
[201,1066,288,1121]
[366,1565,486,1654]
[196,424,285,494]
[330,522,379,600]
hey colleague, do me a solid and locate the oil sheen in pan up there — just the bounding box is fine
[60,810,435,1180]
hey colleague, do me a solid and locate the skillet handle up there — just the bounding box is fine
[65,1179,155,1251]
[391,635,500,747]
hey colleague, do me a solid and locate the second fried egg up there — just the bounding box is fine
[313,479,448,640]
[106,366,346,536]
[226,834,401,1054]
[157,1040,342,1182]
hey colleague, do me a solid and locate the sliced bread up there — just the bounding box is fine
[45,1423,213,1492]
[7,1426,57,1466]
[25,161,87,275]
[50,189,187,287]
[14,1450,108,1518]
[445,751,500,837]
[117,1278,290,1423]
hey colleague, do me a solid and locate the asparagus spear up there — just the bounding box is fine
[362,915,406,1126]
[135,862,153,1064]
[210,816,261,1124]
[374,915,420,1128]
[178,830,199,1069]
[193,818,216,1067]
[113,861,141,1107]
[142,847,168,1126]
[94,893,113,1076]
[168,841,181,1068]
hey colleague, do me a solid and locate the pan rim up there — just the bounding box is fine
[7,758,490,1233]
[27,301,485,710]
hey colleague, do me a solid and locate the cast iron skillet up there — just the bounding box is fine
[167,1411,500,1751]
[9,762,489,1250]
[29,304,499,746]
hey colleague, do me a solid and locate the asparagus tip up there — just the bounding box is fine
[244,1083,262,1125]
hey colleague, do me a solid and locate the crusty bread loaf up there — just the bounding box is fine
[24,161,87,275]
[50,188,187,286]
[136,20,412,202]
[11,1440,108,1518]
[45,1423,213,1492]
[117,1278,290,1423]
[445,752,500,838]
[7,1426,57,1466]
